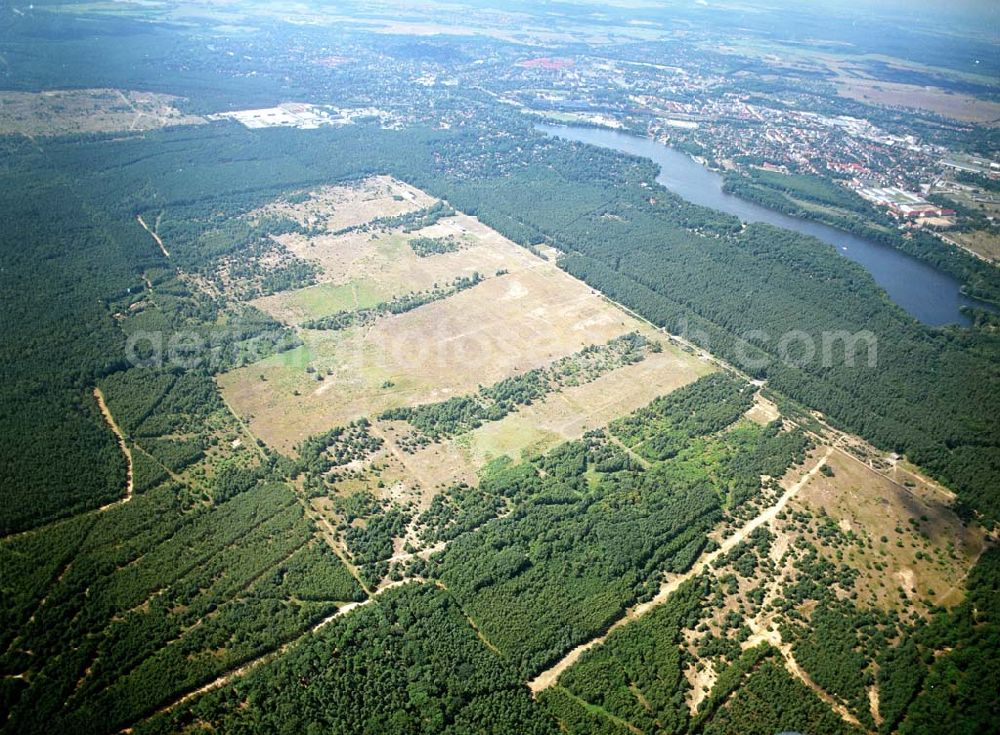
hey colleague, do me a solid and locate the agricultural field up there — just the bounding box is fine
[834,78,1000,125]
[0,89,205,136]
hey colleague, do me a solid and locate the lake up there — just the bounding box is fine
[538,123,986,327]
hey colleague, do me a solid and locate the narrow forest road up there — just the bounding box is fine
[137,214,170,258]
[124,580,418,733]
[527,447,833,694]
[743,621,867,731]
[779,639,866,729]
[94,388,134,511]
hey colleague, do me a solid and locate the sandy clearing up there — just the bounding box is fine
[222,266,644,452]
[456,342,711,467]
[0,88,205,137]
[264,175,435,234]
[792,445,985,615]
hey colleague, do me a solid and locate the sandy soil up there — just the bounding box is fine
[0,89,204,136]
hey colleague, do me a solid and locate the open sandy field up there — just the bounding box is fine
[457,344,713,465]
[219,176,709,458]
[250,176,541,324]
[221,264,659,451]
[263,176,435,233]
[0,89,205,136]
[788,446,986,614]
[253,215,539,323]
[368,339,713,495]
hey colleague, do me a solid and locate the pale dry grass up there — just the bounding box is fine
[949,230,1000,262]
[221,178,708,478]
[789,448,986,614]
[745,392,780,425]
[835,78,1000,125]
[253,209,541,324]
[458,340,712,465]
[0,89,204,136]
[221,265,651,451]
[265,175,435,233]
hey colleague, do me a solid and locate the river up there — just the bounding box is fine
[538,123,986,327]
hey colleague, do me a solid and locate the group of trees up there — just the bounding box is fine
[880,548,1000,734]
[302,273,484,331]
[384,333,652,441]
[413,374,807,680]
[610,373,755,461]
[140,584,557,735]
[551,577,710,733]
[131,367,821,733]
[409,234,461,257]
[340,201,456,235]
[2,480,363,734]
[295,418,384,477]
[703,659,861,735]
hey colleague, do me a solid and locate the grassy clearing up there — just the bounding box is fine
[458,342,713,465]
[267,215,538,307]
[252,278,388,323]
[221,263,659,451]
[219,178,709,519]
[949,230,1000,262]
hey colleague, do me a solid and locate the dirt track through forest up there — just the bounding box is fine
[94,388,134,510]
[122,581,417,733]
[527,447,833,694]
[137,214,170,258]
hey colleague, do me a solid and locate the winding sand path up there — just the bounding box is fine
[94,388,134,510]
[527,447,833,694]
[137,214,169,258]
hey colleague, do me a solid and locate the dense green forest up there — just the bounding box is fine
[0,480,364,733]
[118,375,836,735]
[1,38,998,732]
[418,375,809,679]
[137,584,557,735]
[5,113,997,528]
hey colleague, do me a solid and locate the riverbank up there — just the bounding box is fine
[538,123,992,326]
